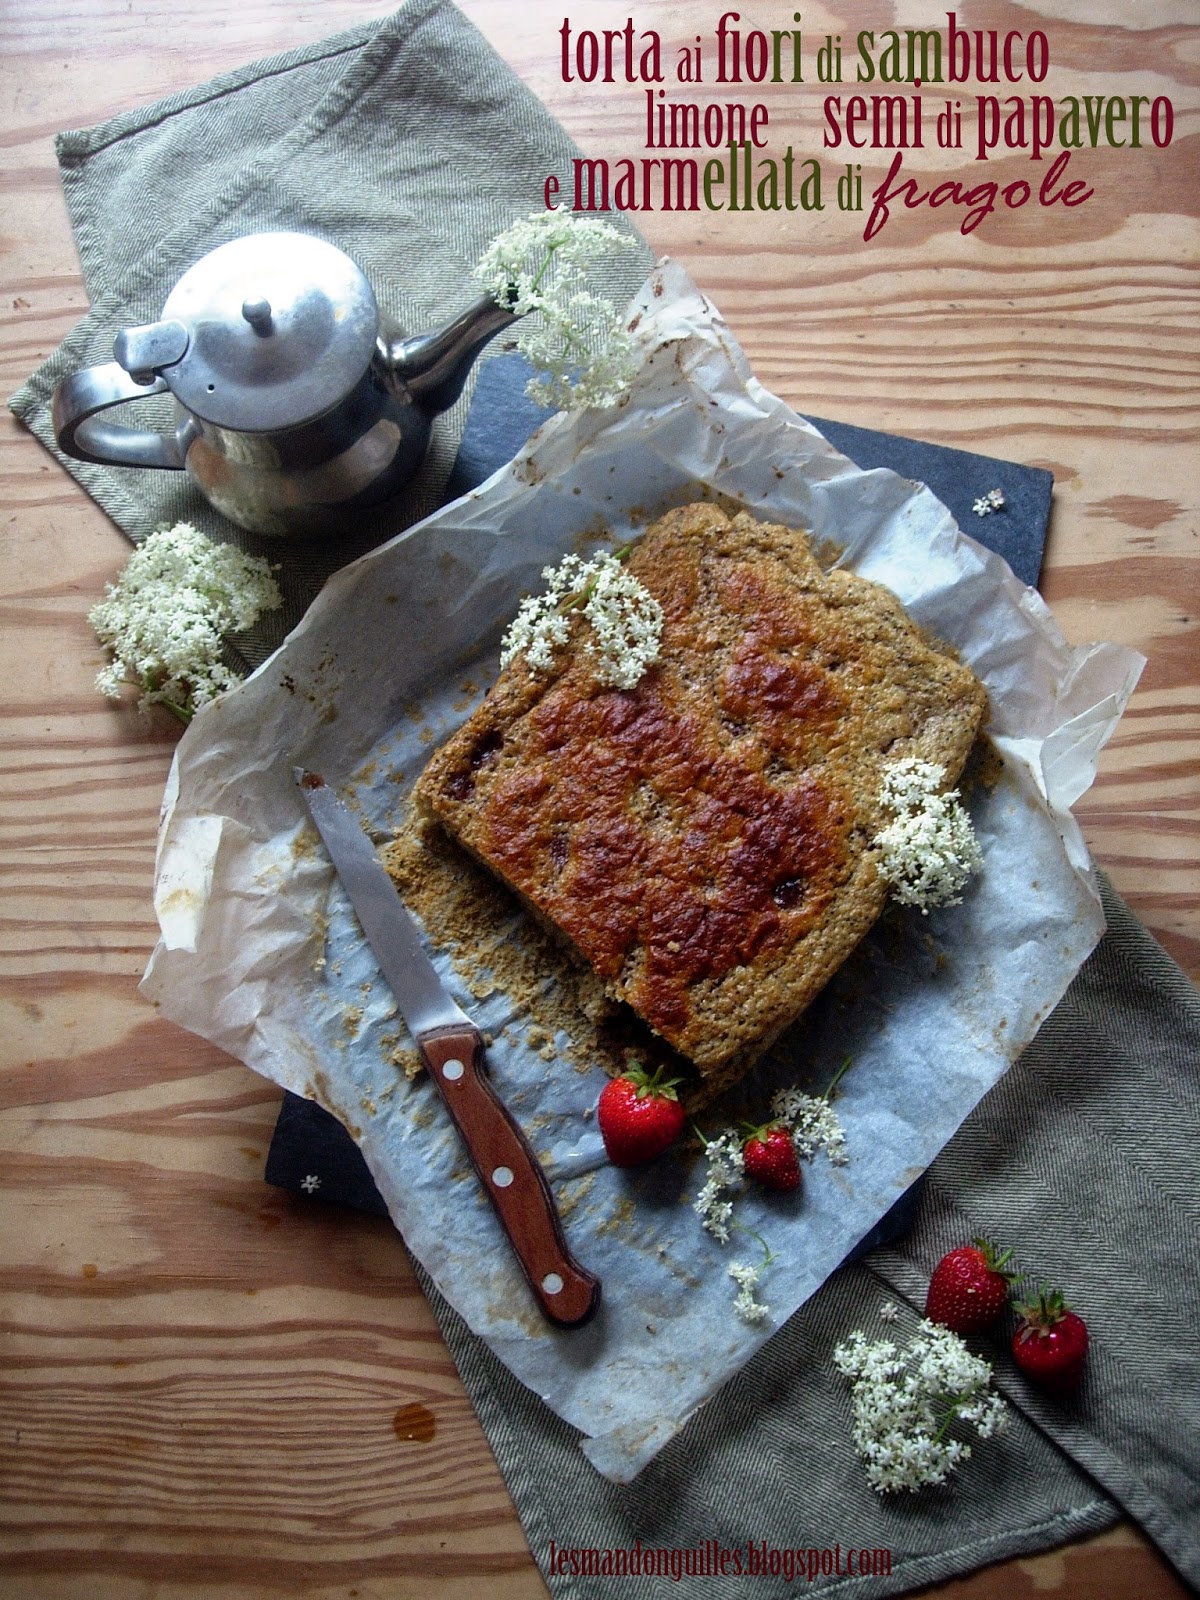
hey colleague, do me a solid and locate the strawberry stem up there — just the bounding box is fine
[971,1236,1021,1286]
[624,1061,683,1101]
[1014,1285,1068,1328]
[740,1117,787,1145]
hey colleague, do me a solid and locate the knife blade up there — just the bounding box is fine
[295,769,600,1329]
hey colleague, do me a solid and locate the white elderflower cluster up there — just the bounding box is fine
[833,1319,1008,1494]
[972,487,1006,516]
[692,1129,744,1243]
[89,522,281,724]
[582,552,664,689]
[500,551,663,690]
[696,1071,852,1249]
[770,1086,849,1166]
[873,759,983,913]
[697,1073,853,1319]
[475,211,639,409]
[729,1259,771,1325]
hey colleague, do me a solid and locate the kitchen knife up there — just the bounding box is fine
[295,769,600,1329]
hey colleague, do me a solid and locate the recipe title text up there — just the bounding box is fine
[541,11,1174,239]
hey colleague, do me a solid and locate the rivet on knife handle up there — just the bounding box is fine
[418,1022,601,1329]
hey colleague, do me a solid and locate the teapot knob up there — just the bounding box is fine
[241,297,273,335]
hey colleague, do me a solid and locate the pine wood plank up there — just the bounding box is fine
[0,2,1194,1596]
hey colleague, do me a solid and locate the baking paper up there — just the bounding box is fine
[141,260,1143,1480]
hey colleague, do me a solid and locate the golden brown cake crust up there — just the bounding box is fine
[413,503,987,1083]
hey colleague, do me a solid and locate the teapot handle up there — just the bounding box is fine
[51,362,189,470]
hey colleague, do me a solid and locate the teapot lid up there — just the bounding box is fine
[157,233,378,432]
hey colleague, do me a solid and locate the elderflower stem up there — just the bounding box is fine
[932,1392,973,1446]
[822,1054,853,1101]
[560,545,633,613]
[731,1222,776,1268]
[108,669,191,725]
[525,241,561,299]
[155,693,193,726]
[141,667,196,725]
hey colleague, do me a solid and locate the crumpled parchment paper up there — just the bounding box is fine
[141,260,1143,1481]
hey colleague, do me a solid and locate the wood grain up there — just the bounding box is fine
[1,1,1195,1596]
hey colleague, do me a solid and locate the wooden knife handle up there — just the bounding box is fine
[417,1024,601,1329]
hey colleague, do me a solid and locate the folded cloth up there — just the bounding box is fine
[12,5,1196,1591]
[871,874,1200,1590]
[418,1264,1116,1600]
[410,874,1198,1599]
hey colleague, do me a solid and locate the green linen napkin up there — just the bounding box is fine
[10,5,1197,1593]
[414,874,1198,1599]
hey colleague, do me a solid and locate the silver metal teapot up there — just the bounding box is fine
[51,232,515,538]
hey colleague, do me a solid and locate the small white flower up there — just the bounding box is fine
[693,1129,744,1242]
[972,487,1006,517]
[769,1087,849,1166]
[873,758,983,913]
[729,1260,771,1324]
[300,1174,321,1195]
[879,1300,900,1323]
[693,1074,852,1266]
[89,522,281,723]
[834,1318,1008,1493]
[475,212,639,409]
[579,553,664,690]
[500,551,662,690]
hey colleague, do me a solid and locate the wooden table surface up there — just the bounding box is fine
[1,2,1196,1596]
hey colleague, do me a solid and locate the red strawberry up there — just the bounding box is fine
[925,1238,1019,1334]
[742,1122,802,1193]
[1012,1289,1089,1394]
[597,1063,687,1167]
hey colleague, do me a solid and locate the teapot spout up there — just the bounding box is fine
[385,296,517,416]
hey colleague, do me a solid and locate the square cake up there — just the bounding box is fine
[413,503,987,1093]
